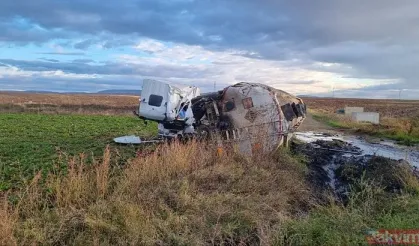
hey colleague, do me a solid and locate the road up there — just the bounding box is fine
[297,113,334,133]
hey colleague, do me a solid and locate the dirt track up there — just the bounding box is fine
[297,113,335,133]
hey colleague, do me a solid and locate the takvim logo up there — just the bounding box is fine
[366,229,419,245]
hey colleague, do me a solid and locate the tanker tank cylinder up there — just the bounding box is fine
[115,80,306,155]
[208,82,307,155]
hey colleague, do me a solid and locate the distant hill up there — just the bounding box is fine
[297,94,321,98]
[20,90,70,94]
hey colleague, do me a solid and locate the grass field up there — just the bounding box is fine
[1,139,418,245]
[302,97,419,145]
[1,94,419,245]
[0,113,156,190]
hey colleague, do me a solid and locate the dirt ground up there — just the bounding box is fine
[302,97,419,118]
[0,92,139,115]
[297,113,335,133]
[0,92,138,106]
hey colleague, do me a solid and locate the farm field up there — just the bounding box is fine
[0,113,156,190]
[0,92,139,115]
[302,97,419,145]
[2,92,418,117]
[302,97,419,118]
[0,92,138,107]
[0,93,419,245]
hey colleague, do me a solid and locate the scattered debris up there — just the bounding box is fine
[114,135,163,144]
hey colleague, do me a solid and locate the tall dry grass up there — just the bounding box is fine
[312,110,419,145]
[0,141,309,245]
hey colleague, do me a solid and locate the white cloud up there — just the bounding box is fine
[0,66,97,79]
[0,38,407,96]
[134,39,167,53]
[127,39,392,94]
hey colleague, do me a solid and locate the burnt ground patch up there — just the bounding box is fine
[292,138,419,203]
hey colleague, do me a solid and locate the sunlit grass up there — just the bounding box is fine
[312,111,419,145]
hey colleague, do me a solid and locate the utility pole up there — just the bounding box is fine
[214,81,216,92]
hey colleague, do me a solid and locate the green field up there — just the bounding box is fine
[1,113,419,245]
[0,113,156,190]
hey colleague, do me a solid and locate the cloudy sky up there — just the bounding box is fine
[0,0,418,98]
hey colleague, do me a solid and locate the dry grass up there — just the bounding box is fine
[0,92,139,115]
[0,195,17,246]
[0,141,310,245]
[303,97,419,143]
[302,97,419,118]
[311,108,419,145]
[0,92,138,107]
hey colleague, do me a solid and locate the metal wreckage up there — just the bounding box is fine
[114,79,307,155]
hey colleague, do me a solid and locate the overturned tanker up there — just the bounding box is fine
[115,80,307,155]
[192,82,306,153]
